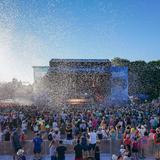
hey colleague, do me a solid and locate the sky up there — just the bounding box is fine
[0,0,160,83]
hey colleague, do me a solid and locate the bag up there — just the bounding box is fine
[48,133,53,141]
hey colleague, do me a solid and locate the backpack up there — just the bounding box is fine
[48,133,53,141]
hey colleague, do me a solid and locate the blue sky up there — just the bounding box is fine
[0,0,160,83]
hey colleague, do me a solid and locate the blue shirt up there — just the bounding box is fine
[33,137,43,151]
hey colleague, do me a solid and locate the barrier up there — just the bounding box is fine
[0,139,157,158]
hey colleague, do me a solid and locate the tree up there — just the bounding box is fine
[111,57,130,66]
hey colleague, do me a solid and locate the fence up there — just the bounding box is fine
[0,139,157,158]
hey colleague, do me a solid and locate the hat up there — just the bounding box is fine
[17,149,24,156]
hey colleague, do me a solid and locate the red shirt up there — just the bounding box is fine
[124,137,131,145]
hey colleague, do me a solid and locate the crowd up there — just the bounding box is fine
[0,98,160,160]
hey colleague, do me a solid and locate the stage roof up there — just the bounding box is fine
[50,59,110,63]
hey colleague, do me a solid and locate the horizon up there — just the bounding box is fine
[0,0,160,83]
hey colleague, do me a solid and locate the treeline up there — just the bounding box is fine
[111,58,160,100]
[0,78,33,100]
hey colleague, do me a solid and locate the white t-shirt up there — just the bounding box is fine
[52,122,58,129]
[139,128,146,136]
[22,122,27,130]
[33,125,39,132]
[89,132,97,144]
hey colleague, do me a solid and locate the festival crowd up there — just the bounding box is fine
[0,98,160,160]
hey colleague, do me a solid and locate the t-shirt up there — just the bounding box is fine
[81,136,87,145]
[5,131,10,141]
[22,123,27,130]
[33,137,43,151]
[74,144,83,158]
[33,125,39,132]
[89,132,97,144]
[124,138,131,146]
[53,122,58,129]
[132,141,138,149]
[56,145,67,160]
[66,127,72,139]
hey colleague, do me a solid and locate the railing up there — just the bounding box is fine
[0,139,157,158]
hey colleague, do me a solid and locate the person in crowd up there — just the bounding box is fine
[80,120,87,133]
[110,127,116,141]
[94,145,100,160]
[66,123,73,141]
[88,128,97,157]
[4,126,10,141]
[21,120,28,134]
[17,149,26,160]
[74,139,83,160]
[0,99,160,159]
[131,137,139,160]
[123,134,131,153]
[53,121,58,130]
[48,129,53,141]
[56,140,67,160]
[32,133,43,160]
[33,123,39,134]
[154,128,160,160]
[49,140,57,160]
[139,131,149,158]
[53,128,61,142]
[11,128,22,160]
[149,129,156,155]
[20,131,26,148]
[96,127,103,140]
[117,155,123,160]
[0,126,3,153]
[116,125,123,141]
[123,145,131,159]
[81,132,89,159]
[0,127,3,142]
[112,154,118,160]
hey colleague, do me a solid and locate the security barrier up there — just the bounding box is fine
[0,139,157,158]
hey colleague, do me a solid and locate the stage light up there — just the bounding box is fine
[66,98,88,105]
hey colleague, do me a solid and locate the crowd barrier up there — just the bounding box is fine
[0,139,156,157]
